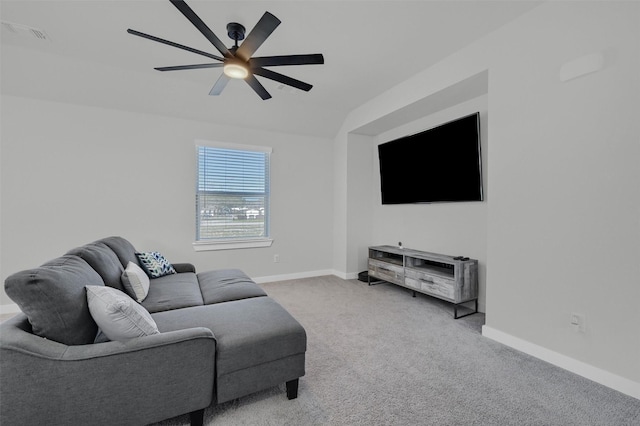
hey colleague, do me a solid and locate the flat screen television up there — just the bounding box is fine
[378,112,483,204]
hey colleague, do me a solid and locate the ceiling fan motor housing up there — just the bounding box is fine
[226,22,245,42]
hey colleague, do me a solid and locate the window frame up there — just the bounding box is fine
[193,140,273,252]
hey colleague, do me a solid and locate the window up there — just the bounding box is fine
[194,141,272,251]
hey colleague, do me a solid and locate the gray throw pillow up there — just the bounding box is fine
[85,285,159,341]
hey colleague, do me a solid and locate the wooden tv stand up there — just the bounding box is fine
[367,245,478,319]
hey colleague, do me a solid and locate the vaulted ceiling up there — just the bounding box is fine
[1,1,540,138]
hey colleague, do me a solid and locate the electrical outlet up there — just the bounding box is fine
[570,312,586,333]
[273,254,280,263]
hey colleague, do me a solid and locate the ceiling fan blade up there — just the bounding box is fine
[250,54,324,68]
[170,0,232,58]
[127,29,224,62]
[155,63,224,71]
[235,11,281,62]
[245,75,272,100]
[209,74,230,96]
[252,68,313,92]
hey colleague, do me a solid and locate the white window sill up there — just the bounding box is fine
[193,238,273,252]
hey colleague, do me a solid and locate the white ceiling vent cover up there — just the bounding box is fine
[1,21,51,41]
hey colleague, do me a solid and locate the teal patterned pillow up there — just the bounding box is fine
[135,251,176,278]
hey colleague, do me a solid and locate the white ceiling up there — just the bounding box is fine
[1,0,540,138]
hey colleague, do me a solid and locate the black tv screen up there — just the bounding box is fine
[378,112,483,204]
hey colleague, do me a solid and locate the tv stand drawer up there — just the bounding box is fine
[405,276,454,300]
[368,259,404,285]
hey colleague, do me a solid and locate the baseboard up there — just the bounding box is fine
[482,325,640,400]
[0,303,21,315]
[332,270,359,280]
[253,269,335,284]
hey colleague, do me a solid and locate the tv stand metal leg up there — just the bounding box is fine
[368,275,385,286]
[454,299,478,319]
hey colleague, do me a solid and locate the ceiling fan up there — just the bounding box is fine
[127,0,324,100]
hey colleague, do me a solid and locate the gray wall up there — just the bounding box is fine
[0,96,334,305]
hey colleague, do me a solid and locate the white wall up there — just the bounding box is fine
[334,1,640,394]
[346,133,374,276]
[0,96,334,306]
[332,129,348,277]
[484,1,640,390]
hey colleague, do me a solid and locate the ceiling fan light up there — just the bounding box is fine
[223,62,249,79]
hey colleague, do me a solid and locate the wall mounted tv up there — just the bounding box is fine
[378,112,483,204]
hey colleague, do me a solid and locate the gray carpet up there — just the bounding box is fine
[154,276,640,425]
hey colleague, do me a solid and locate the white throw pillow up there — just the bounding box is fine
[85,286,159,341]
[121,261,150,302]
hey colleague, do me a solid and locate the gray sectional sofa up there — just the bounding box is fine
[0,236,307,425]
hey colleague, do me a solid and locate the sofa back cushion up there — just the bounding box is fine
[67,242,125,292]
[97,236,140,269]
[4,255,104,345]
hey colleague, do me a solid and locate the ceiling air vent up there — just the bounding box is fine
[1,21,51,41]
[276,84,301,95]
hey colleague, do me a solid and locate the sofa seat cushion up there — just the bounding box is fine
[197,269,267,305]
[141,272,204,313]
[67,242,125,292]
[4,255,103,345]
[152,297,306,377]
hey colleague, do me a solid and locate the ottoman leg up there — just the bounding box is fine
[190,408,204,426]
[286,379,299,400]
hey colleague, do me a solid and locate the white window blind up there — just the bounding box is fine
[195,143,270,244]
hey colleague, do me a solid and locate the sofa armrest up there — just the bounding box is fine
[0,315,215,426]
[173,262,197,273]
